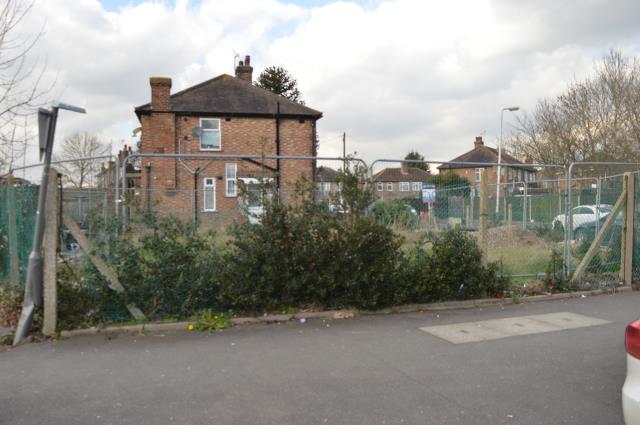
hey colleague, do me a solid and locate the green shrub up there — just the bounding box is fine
[221,177,404,311]
[189,310,230,332]
[544,248,567,292]
[72,214,223,322]
[403,229,509,301]
[0,287,22,328]
[373,199,419,228]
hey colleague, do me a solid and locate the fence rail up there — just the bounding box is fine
[3,154,640,293]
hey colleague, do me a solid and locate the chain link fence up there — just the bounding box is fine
[4,154,640,328]
[0,179,38,288]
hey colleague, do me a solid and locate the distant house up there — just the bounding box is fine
[315,166,339,196]
[372,164,431,201]
[0,175,31,186]
[437,136,537,188]
[133,55,322,224]
[97,145,141,192]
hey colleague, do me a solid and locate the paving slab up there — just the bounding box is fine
[420,312,611,344]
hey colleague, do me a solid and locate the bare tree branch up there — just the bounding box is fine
[507,50,640,176]
[0,0,52,172]
[55,132,111,189]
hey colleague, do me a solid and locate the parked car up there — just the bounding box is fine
[572,211,622,243]
[623,320,640,424]
[552,204,613,233]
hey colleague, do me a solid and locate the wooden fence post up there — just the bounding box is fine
[479,169,488,264]
[6,173,20,287]
[43,168,60,336]
[622,172,635,286]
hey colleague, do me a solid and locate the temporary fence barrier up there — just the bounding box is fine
[5,153,640,332]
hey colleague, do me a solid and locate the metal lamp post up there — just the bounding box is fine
[13,102,86,345]
[495,106,519,216]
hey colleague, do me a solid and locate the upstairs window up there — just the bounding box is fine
[377,182,384,192]
[387,182,393,191]
[200,118,221,150]
[399,182,410,192]
[412,182,421,191]
[225,163,237,196]
[475,168,482,182]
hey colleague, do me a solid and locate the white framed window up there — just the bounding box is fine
[200,118,221,150]
[225,163,237,197]
[412,182,421,191]
[387,182,393,191]
[475,168,482,183]
[322,182,331,192]
[377,182,384,192]
[399,182,410,192]
[203,177,216,211]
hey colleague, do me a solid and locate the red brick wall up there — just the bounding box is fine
[139,113,316,223]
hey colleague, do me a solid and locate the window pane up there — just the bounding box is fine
[204,183,215,211]
[226,163,237,179]
[201,131,220,149]
[226,180,236,196]
[201,119,219,130]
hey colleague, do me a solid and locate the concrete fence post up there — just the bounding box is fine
[479,169,488,264]
[507,204,513,228]
[43,168,60,336]
[622,172,635,286]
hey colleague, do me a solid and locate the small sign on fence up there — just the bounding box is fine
[422,184,436,204]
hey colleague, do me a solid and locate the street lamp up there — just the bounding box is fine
[13,101,86,345]
[495,106,519,216]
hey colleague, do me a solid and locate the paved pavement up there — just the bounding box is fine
[1,292,638,425]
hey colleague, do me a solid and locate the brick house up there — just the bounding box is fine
[437,136,537,189]
[315,166,340,201]
[133,56,322,224]
[372,163,431,201]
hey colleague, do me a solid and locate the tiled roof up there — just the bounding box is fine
[372,167,431,182]
[438,144,535,171]
[135,74,322,118]
[316,166,339,182]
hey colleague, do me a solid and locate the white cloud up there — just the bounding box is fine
[12,0,640,174]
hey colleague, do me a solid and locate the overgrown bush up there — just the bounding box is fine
[64,213,223,323]
[544,248,567,292]
[57,164,510,327]
[0,286,22,328]
[222,173,403,311]
[401,230,509,303]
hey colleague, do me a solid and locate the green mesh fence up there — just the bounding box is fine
[568,174,625,289]
[633,173,640,284]
[0,181,38,289]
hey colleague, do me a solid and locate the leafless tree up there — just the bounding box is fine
[56,133,111,188]
[507,50,640,175]
[0,0,49,172]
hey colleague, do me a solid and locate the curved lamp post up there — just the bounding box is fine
[496,106,519,216]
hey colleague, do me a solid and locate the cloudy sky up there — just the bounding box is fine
[14,0,640,170]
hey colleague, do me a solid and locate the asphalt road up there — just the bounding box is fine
[1,292,638,425]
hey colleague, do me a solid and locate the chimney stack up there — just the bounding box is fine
[235,55,253,82]
[149,77,172,111]
[474,136,484,149]
[401,161,409,174]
